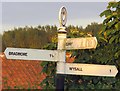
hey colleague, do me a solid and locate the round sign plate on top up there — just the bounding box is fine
[59,6,67,27]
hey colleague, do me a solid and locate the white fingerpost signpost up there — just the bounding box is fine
[4,6,118,91]
[56,6,67,90]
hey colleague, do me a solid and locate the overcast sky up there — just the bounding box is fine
[1,2,108,33]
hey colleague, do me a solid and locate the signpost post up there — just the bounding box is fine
[4,6,118,91]
[56,6,67,91]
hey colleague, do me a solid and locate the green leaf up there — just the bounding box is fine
[107,2,117,9]
[102,25,107,31]
[115,22,120,31]
[99,37,108,42]
[109,35,117,44]
[106,29,116,36]
[103,18,111,24]
[100,9,111,17]
[108,19,117,28]
[41,62,48,67]
[115,50,120,58]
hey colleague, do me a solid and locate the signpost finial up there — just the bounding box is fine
[59,6,67,27]
[58,6,67,33]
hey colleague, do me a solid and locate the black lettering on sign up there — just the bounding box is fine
[66,42,73,46]
[69,67,82,71]
[110,69,111,73]
[49,54,54,58]
[9,52,27,56]
[69,67,72,70]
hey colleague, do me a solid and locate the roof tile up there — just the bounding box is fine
[1,52,74,89]
[1,54,46,89]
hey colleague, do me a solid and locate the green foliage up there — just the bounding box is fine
[40,1,120,90]
[85,22,102,36]
[40,42,57,90]
[2,1,120,89]
[99,1,120,64]
[2,25,57,51]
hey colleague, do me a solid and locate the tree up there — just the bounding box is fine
[99,1,120,75]
[85,22,102,36]
[100,1,120,43]
[40,1,120,90]
[2,25,58,51]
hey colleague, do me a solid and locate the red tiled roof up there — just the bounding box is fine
[0,52,75,90]
[1,53,46,89]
